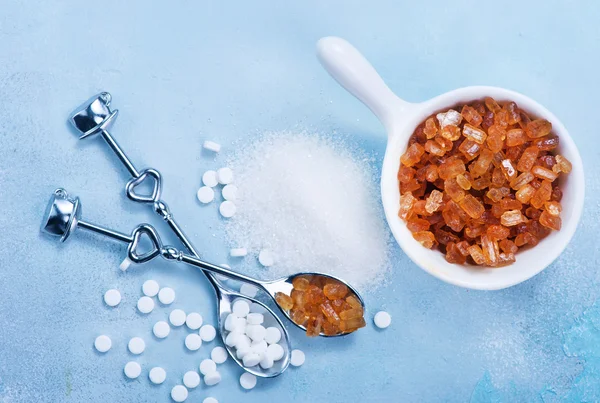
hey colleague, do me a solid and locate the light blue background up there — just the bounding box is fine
[0,1,599,402]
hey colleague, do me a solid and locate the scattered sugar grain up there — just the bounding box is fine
[94,335,112,353]
[202,170,219,187]
[224,132,390,291]
[128,337,145,355]
[137,296,154,314]
[374,311,392,329]
[183,371,200,388]
[103,289,121,307]
[197,186,215,204]
[153,321,170,339]
[171,385,188,402]
[142,280,160,297]
[124,361,141,379]
[203,140,221,153]
[217,167,234,185]
[158,287,175,305]
[149,367,166,384]
[186,312,203,330]
[211,346,228,364]
[222,184,237,201]
[291,349,305,367]
[185,334,203,351]
[169,309,187,326]
[199,325,216,342]
[240,373,257,390]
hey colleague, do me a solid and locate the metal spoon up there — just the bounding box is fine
[42,189,365,337]
[67,93,291,376]
[41,189,291,377]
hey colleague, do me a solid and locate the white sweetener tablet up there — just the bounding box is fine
[186,312,203,330]
[290,349,305,367]
[258,249,275,267]
[137,296,154,314]
[240,284,258,298]
[211,346,228,364]
[264,327,281,345]
[128,337,146,355]
[153,321,170,339]
[232,300,250,318]
[230,248,247,257]
[246,313,264,325]
[169,309,187,327]
[221,184,237,201]
[266,343,284,361]
[183,371,200,388]
[240,372,257,390]
[199,325,216,342]
[242,353,261,367]
[149,367,166,384]
[374,311,392,329]
[142,280,159,297]
[124,361,141,379]
[203,140,221,153]
[216,167,233,185]
[203,398,218,403]
[259,355,274,369]
[158,287,175,305]
[171,385,188,402]
[199,359,217,375]
[196,186,215,204]
[94,335,112,353]
[119,257,132,272]
[202,170,219,188]
[103,289,121,307]
[219,201,236,218]
[204,371,221,386]
[185,334,203,351]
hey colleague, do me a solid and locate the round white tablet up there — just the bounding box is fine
[246,313,264,325]
[266,343,284,361]
[128,337,145,355]
[142,279,160,297]
[103,289,121,307]
[171,385,188,402]
[219,201,236,218]
[196,186,215,204]
[124,361,141,379]
[203,140,221,153]
[374,311,392,329]
[169,309,187,327]
[204,371,221,386]
[211,346,228,364]
[246,325,266,342]
[258,249,275,267]
[290,349,305,367]
[153,321,170,339]
[232,300,250,318]
[259,355,274,369]
[149,367,166,384]
[264,327,282,345]
[119,257,132,272]
[185,334,203,351]
[137,296,155,314]
[217,167,233,185]
[158,287,175,305]
[94,335,112,353]
[186,312,203,330]
[221,184,237,201]
[240,372,257,390]
[202,170,219,187]
[242,353,261,367]
[199,359,217,375]
[203,398,218,403]
[225,332,239,347]
[230,248,247,257]
[183,371,200,388]
[199,325,216,342]
[240,284,258,298]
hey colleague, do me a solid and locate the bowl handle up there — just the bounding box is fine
[317,36,411,132]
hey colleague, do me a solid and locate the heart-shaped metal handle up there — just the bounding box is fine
[127,224,162,263]
[125,169,162,204]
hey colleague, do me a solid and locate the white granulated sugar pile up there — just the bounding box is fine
[225,131,390,290]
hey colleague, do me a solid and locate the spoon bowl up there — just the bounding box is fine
[317,36,585,290]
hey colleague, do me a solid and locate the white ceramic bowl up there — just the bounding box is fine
[317,37,585,290]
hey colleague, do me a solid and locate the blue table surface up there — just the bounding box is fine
[1,1,599,402]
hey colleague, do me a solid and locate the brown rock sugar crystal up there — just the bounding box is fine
[398,97,571,267]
